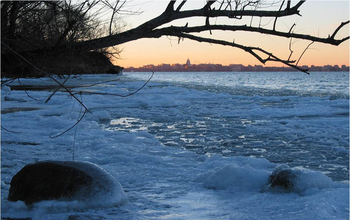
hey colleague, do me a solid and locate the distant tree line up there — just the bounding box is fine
[126,63,350,72]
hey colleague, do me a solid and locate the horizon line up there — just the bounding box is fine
[124,62,350,69]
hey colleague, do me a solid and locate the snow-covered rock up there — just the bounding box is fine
[8,161,127,207]
[268,164,295,190]
[263,164,339,193]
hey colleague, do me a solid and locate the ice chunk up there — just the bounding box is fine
[202,163,270,190]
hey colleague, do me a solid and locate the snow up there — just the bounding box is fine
[1,73,349,220]
[200,163,271,190]
[43,161,128,207]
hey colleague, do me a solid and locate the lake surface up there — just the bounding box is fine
[108,71,349,181]
[123,71,349,98]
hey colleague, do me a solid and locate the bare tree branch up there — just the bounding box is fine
[45,75,71,103]
[330,20,350,40]
[152,24,349,46]
[61,0,309,52]
[176,0,187,12]
[168,32,309,73]
[273,0,285,31]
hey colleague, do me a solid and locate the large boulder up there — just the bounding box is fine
[8,161,127,206]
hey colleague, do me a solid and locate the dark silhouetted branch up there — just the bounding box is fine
[153,24,349,46]
[330,20,350,40]
[45,75,71,103]
[176,0,187,12]
[273,0,285,31]
[62,0,309,52]
[168,32,309,73]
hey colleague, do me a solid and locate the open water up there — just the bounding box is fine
[108,71,349,181]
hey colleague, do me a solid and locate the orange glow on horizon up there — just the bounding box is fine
[113,1,349,69]
[114,38,349,68]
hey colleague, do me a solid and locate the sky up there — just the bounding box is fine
[112,0,349,68]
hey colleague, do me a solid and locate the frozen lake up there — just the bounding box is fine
[1,71,349,219]
[114,71,349,181]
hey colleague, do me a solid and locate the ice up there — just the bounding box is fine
[1,73,349,220]
[1,85,11,92]
[42,161,128,207]
[200,163,270,190]
[91,110,111,123]
[4,95,27,102]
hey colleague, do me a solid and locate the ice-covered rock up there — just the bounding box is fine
[8,161,127,206]
[268,164,295,190]
[263,164,338,193]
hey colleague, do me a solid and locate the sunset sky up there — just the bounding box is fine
[114,0,349,68]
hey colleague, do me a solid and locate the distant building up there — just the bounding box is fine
[186,59,191,66]
[230,64,243,71]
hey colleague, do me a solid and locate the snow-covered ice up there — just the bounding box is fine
[1,72,349,220]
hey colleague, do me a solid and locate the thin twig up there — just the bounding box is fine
[72,92,84,161]
[287,24,296,61]
[287,37,294,61]
[73,122,78,161]
[71,78,120,89]
[296,41,314,66]
[71,71,154,97]
[45,75,71,103]
[17,78,40,101]
[50,108,87,139]
[49,72,153,139]
[1,126,22,134]
[1,42,91,114]
[2,78,16,86]
[176,0,187,12]
[273,0,285,30]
